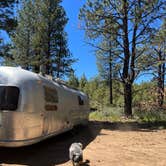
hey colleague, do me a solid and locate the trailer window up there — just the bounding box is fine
[78,95,84,105]
[0,86,20,111]
[44,86,58,103]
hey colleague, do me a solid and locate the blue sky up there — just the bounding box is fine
[0,0,155,82]
[0,0,98,80]
[62,0,98,79]
[61,0,153,83]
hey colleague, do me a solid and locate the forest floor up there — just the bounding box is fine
[0,121,166,166]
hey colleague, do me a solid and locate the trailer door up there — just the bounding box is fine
[43,86,60,135]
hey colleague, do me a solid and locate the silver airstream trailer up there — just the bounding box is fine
[0,66,90,147]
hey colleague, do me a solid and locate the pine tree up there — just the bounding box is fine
[0,0,17,35]
[79,74,88,90]
[68,71,79,88]
[52,32,76,78]
[12,0,75,77]
[0,0,17,60]
[147,20,166,107]
[79,0,166,116]
[32,0,75,77]
[95,36,121,104]
[12,0,35,69]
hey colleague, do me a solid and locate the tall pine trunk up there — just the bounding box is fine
[157,51,165,107]
[122,0,132,116]
[162,62,165,103]
[56,35,62,78]
[124,82,132,116]
[34,66,40,73]
[109,47,113,105]
[46,7,51,76]
[109,64,113,105]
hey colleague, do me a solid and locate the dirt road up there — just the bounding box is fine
[0,121,166,166]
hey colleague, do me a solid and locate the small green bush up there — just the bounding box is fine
[89,106,124,122]
[89,106,166,123]
[134,108,166,122]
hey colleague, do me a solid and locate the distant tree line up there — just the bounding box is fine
[68,73,165,111]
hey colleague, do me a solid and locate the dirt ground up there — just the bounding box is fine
[0,121,166,166]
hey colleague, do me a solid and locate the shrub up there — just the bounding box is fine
[89,106,124,122]
[89,106,166,123]
[134,108,166,122]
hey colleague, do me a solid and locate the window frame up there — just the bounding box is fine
[0,86,20,111]
[44,86,59,104]
[78,95,84,106]
[44,86,59,111]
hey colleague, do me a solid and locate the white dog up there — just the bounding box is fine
[69,142,83,166]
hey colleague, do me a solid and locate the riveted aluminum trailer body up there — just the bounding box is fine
[0,67,90,147]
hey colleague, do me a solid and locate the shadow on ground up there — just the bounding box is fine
[0,121,166,166]
[0,124,100,166]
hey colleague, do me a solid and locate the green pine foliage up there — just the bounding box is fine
[82,77,165,122]
[0,0,17,61]
[67,71,79,88]
[11,0,75,78]
[79,0,166,116]
[73,74,162,113]
[0,0,17,35]
[12,0,35,69]
[133,82,156,106]
[79,74,88,90]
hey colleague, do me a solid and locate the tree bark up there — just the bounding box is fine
[122,0,132,116]
[157,63,162,107]
[46,4,51,76]
[122,0,130,80]
[109,43,113,105]
[44,0,55,76]
[161,53,165,106]
[157,50,165,107]
[56,35,62,78]
[109,60,113,104]
[124,82,132,116]
[34,65,40,73]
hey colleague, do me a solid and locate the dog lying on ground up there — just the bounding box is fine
[69,142,83,166]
